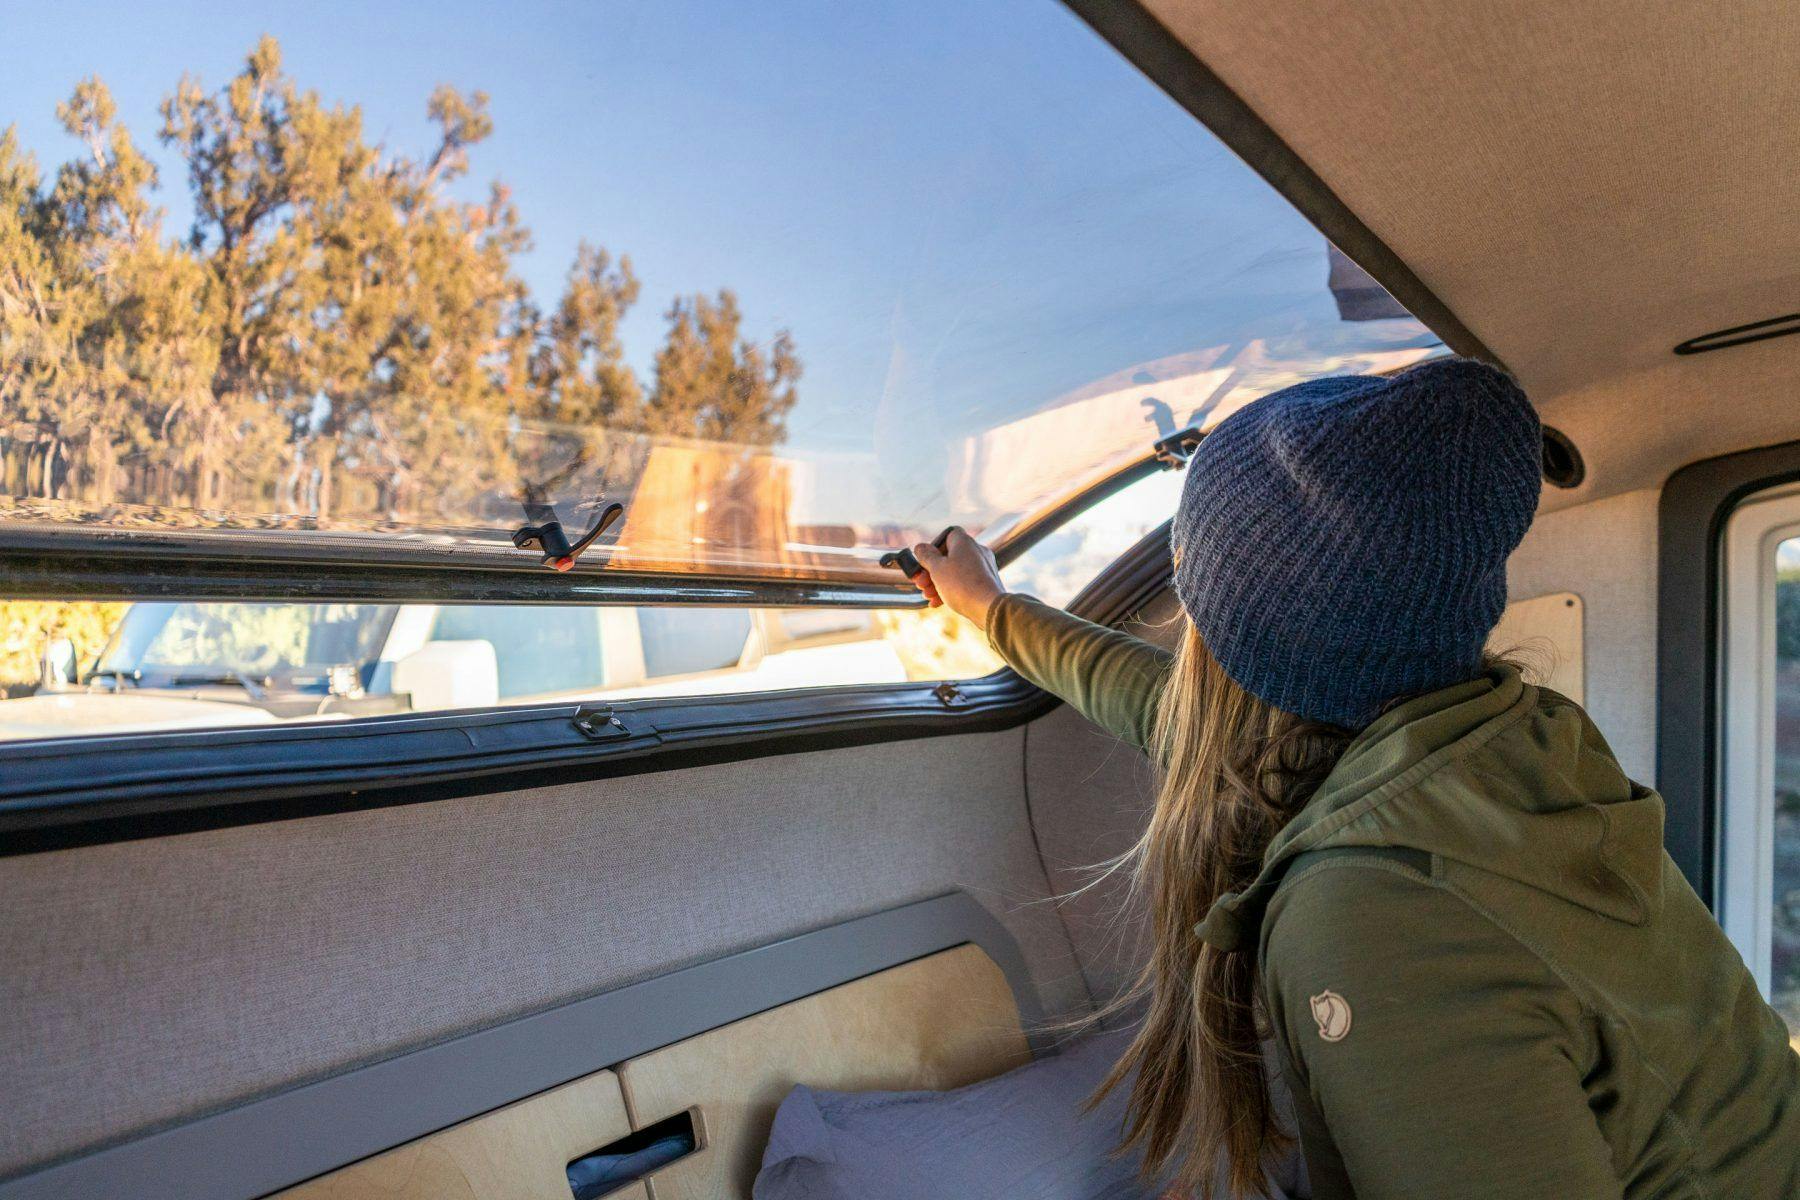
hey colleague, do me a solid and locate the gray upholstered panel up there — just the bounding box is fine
[1020,592,1177,1006]
[1024,705,1157,1007]
[0,728,1088,1179]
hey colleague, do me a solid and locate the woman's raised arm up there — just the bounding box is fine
[909,529,1171,752]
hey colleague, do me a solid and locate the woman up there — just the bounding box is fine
[909,359,1800,1199]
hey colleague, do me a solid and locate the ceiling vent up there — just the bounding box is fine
[1542,426,1585,489]
[1674,312,1800,356]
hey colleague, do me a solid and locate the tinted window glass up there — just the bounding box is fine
[430,606,604,700]
[1004,470,1186,608]
[0,593,1002,741]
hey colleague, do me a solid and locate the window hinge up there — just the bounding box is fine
[932,682,970,708]
[572,703,636,741]
[1152,426,1205,470]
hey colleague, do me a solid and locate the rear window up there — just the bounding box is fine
[6,598,1004,740]
[97,603,395,692]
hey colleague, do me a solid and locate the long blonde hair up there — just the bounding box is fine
[1092,623,1355,1197]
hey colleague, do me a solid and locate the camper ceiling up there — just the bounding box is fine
[1119,0,1800,510]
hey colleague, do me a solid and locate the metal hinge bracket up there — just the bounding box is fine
[1152,426,1205,470]
[572,703,635,741]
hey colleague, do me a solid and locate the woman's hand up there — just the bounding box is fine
[910,527,1007,631]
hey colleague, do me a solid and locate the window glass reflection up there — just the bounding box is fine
[0,0,1439,583]
[1773,536,1800,1039]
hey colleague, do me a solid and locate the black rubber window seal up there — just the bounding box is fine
[1657,437,1800,907]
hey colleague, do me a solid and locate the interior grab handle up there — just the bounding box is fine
[567,1109,698,1199]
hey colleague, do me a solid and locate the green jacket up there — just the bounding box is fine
[988,594,1800,1199]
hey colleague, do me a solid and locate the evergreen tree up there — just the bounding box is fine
[49,79,219,507]
[650,289,800,445]
[530,242,643,431]
[0,36,802,530]
[0,127,87,500]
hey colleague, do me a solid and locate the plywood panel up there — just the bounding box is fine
[275,1069,643,1200]
[618,945,1029,1200]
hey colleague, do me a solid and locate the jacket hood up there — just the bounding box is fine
[1193,665,1666,953]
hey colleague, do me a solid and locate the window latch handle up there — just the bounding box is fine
[879,526,955,579]
[513,502,625,572]
[932,682,969,708]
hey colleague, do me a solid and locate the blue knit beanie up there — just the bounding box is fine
[1171,357,1541,728]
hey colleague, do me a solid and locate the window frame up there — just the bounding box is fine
[1659,437,1800,910]
[0,530,923,608]
[1716,484,1800,987]
[0,419,1202,610]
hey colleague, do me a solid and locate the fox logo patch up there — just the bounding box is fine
[1309,990,1352,1042]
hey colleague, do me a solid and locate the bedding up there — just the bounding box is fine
[752,1028,1307,1200]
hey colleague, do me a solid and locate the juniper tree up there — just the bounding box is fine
[1,34,802,528]
[650,289,800,446]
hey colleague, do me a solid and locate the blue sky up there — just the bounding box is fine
[2,0,1428,511]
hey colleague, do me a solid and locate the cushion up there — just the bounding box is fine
[753,1027,1307,1200]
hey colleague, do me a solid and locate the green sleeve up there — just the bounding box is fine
[1262,859,1623,1200]
[984,593,1172,753]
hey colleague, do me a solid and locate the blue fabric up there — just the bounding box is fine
[566,1128,695,1199]
[753,1030,1305,1200]
[1172,357,1541,727]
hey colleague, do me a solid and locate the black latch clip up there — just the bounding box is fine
[932,682,969,708]
[572,703,634,741]
[514,501,626,572]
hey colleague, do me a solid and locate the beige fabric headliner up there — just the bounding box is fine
[1140,0,1800,508]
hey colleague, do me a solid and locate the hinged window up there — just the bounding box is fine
[1,0,1439,603]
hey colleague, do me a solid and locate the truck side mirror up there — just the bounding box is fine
[390,639,500,712]
[38,638,78,693]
